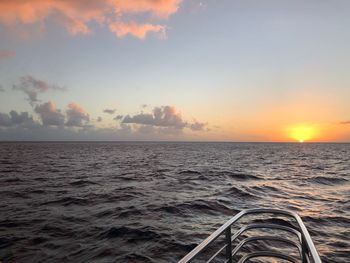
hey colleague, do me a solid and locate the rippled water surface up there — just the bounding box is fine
[0,142,349,263]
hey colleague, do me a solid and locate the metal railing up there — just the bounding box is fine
[178,208,322,263]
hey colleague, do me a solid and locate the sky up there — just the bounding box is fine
[0,0,350,142]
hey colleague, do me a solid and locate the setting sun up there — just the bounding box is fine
[289,126,315,143]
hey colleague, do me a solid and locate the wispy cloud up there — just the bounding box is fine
[0,50,15,60]
[103,108,117,114]
[189,120,208,131]
[13,75,65,105]
[0,0,182,39]
[114,115,124,121]
[340,121,350,125]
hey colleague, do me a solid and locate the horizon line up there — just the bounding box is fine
[0,140,349,144]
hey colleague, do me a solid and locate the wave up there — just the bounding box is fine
[29,236,48,245]
[179,170,201,175]
[222,186,258,199]
[1,190,28,199]
[153,200,237,216]
[124,253,155,263]
[303,215,350,226]
[251,217,296,228]
[41,196,90,206]
[310,176,348,185]
[69,180,99,186]
[101,226,162,242]
[0,236,24,249]
[41,223,75,238]
[2,177,23,182]
[116,209,147,218]
[29,189,46,194]
[168,240,198,253]
[223,171,261,180]
[0,219,22,228]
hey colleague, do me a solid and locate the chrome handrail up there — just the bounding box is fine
[178,208,322,263]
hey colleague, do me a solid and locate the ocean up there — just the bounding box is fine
[0,142,349,262]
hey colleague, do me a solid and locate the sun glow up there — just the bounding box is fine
[289,125,315,143]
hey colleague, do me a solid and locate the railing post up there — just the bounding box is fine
[225,227,232,263]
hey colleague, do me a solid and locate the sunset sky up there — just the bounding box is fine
[0,0,350,141]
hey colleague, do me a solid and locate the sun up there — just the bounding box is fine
[289,125,315,143]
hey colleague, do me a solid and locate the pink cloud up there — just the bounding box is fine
[109,22,165,39]
[67,102,86,114]
[112,0,181,19]
[35,101,65,126]
[0,0,182,38]
[0,50,15,60]
[66,102,90,127]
